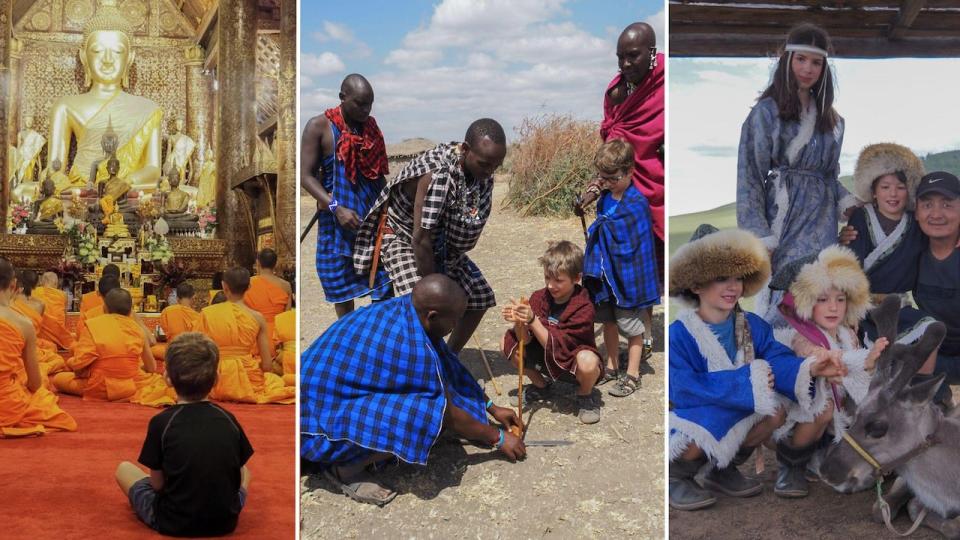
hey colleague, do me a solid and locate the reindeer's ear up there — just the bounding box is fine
[899,372,946,405]
[870,295,901,343]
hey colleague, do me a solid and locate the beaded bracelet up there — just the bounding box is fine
[494,427,505,449]
[485,399,494,410]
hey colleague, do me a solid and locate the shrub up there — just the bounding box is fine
[504,115,600,218]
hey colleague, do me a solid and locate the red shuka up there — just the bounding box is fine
[502,285,599,380]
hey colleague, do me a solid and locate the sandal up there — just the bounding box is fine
[608,374,640,397]
[642,341,654,362]
[598,369,619,386]
[323,467,397,507]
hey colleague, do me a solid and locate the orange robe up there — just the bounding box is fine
[79,291,102,315]
[243,276,290,345]
[0,318,77,437]
[34,286,68,326]
[272,309,296,386]
[12,299,68,383]
[150,304,200,361]
[199,302,294,404]
[53,314,175,407]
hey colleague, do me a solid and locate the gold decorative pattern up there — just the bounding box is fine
[166,237,227,277]
[0,234,69,270]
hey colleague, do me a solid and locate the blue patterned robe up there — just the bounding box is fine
[300,296,487,466]
[584,185,661,310]
[669,308,818,467]
[314,122,391,303]
[737,97,852,281]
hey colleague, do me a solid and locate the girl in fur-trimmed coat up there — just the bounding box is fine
[736,24,857,322]
[771,246,888,493]
[668,225,846,511]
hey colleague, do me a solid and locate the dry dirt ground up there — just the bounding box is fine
[298,179,665,539]
[669,447,943,539]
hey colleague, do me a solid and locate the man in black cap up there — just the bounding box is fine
[912,171,960,397]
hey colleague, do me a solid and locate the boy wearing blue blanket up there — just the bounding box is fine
[300,274,525,506]
[581,139,661,398]
[668,225,847,511]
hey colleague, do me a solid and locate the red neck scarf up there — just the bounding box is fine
[325,106,389,183]
[779,292,831,349]
[601,53,665,239]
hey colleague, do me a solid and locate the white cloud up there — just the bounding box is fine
[645,9,665,50]
[311,21,372,59]
[300,74,315,89]
[301,52,346,76]
[384,48,443,69]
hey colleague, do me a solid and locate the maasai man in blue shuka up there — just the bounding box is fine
[300,275,526,506]
[301,74,390,319]
[667,225,847,511]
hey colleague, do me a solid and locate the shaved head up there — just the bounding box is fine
[339,73,374,124]
[619,22,656,47]
[412,275,467,340]
[98,275,121,297]
[40,272,59,288]
[341,73,373,97]
[104,288,133,316]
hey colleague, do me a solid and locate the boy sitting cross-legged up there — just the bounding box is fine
[501,240,603,424]
[115,332,254,537]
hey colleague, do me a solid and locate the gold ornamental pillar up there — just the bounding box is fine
[274,0,297,269]
[216,0,258,268]
[184,45,212,178]
[0,13,13,232]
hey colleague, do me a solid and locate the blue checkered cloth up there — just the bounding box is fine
[315,122,391,303]
[584,185,661,310]
[300,295,488,465]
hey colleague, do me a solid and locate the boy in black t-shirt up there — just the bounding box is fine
[115,332,254,537]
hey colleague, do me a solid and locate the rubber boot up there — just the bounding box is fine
[700,446,762,497]
[775,440,816,498]
[669,457,716,511]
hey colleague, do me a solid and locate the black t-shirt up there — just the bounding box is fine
[138,401,254,537]
[547,297,568,326]
[916,249,960,355]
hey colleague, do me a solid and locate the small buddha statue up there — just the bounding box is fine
[27,178,63,235]
[163,118,196,184]
[102,196,131,238]
[90,157,139,231]
[16,115,46,183]
[161,169,199,233]
[47,158,75,195]
[195,148,217,208]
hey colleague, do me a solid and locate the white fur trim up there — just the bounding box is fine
[786,100,817,166]
[793,355,820,412]
[760,235,779,251]
[677,308,742,371]
[670,411,769,468]
[750,359,778,415]
[840,348,872,405]
[862,205,908,272]
[837,193,859,223]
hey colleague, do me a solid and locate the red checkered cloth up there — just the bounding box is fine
[325,106,389,184]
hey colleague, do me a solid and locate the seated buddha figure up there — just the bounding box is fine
[27,178,63,235]
[161,169,199,233]
[89,157,139,232]
[46,0,163,193]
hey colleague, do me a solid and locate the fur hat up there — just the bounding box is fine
[789,245,870,326]
[669,225,771,299]
[852,143,925,209]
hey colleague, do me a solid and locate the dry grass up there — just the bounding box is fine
[504,115,601,218]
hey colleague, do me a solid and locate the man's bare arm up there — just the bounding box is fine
[410,173,436,277]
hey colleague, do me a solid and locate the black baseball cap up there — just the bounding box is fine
[916,171,960,200]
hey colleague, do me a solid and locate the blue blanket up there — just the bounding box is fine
[584,185,660,309]
[300,296,487,465]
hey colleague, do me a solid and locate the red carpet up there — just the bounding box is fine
[1,396,295,540]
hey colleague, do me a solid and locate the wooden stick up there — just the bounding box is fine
[512,296,529,437]
[472,334,501,396]
[368,209,388,289]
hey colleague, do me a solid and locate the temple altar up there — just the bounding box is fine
[0,0,296,282]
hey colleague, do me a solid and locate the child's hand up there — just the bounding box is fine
[838,225,858,245]
[501,304,516,322]
[866,337,889,371]
[513,303,534,325]
[811,349,848,378]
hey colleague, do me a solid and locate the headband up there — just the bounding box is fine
[785,43,828,58]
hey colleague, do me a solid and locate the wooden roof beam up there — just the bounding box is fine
[670,33,960,58]
[890,0,927,39]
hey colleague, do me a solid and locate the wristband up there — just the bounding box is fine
[485,399,494,410]
[494,427,505,449]
[527,313,535,325]
[328,198,339,213]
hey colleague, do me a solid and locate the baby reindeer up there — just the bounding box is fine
[821,296,960,538]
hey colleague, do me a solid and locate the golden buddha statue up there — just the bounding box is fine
[16,115,46,183]
[161,169,199,233]
[102,197,131,238]
[27,178,63,235]
[195,147,217,208]
[47,159,76,196]
[46,0,163,192]
[163,118,196,184]
[91,157,139,232]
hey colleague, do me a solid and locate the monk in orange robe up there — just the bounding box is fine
[272,308,296,386]
[0,259,77,437]
[200,267,293,404]
[12,271,68,383]
[79,263,121,315]
[75,274,155,350]
[243,248,291,345]
[35,272,69,325]
[150,282,201,363]
[53,289,174,407]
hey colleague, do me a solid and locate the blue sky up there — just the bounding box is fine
[300,0,664,143]
[670,56,960,215]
